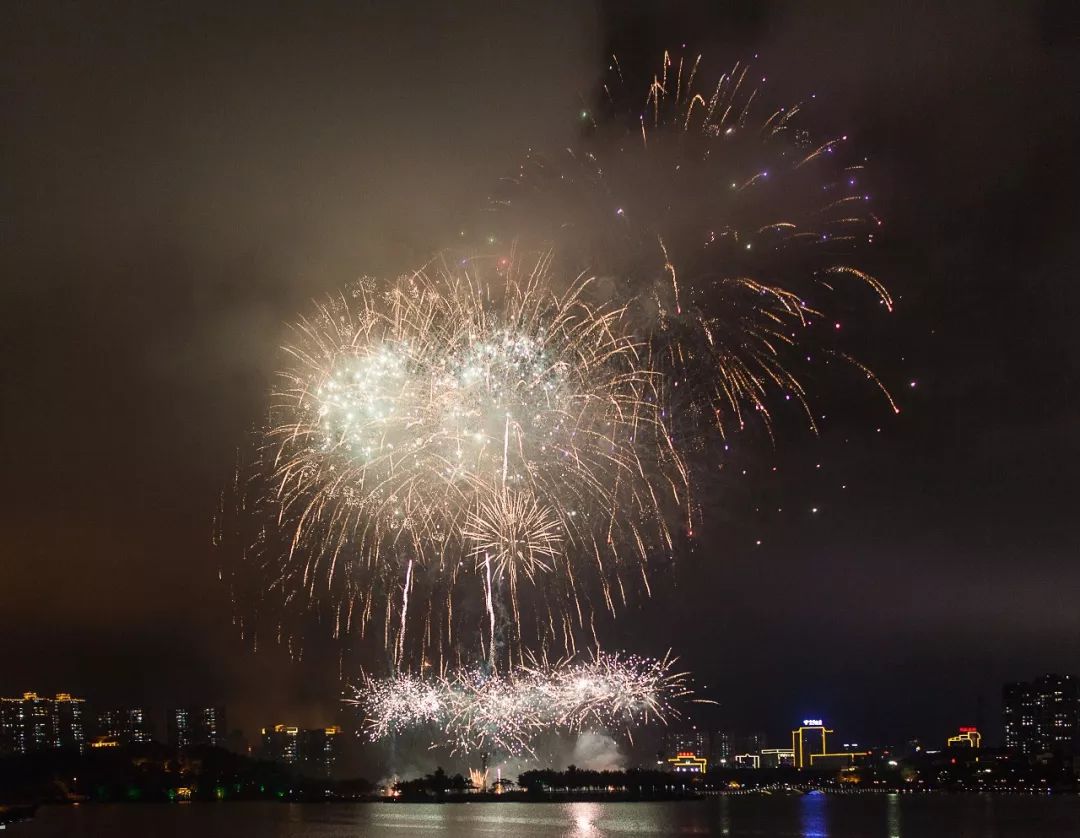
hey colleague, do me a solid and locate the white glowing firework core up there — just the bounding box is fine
[317,346,410,458]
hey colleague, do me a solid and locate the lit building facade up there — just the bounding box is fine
[664,726,706,759]
[662,725,708,774]
[262,724,341,778]
[299,726,342,779]
[946,727,981,749]
[261,724,300,765]
[97,707,151,745]
[760,748,796,767]
[712,730,766,765]
[791,719,866,769]
[1003,674,1078,756]
[1003,682,1037,753]
[0,692,86,754]
[667,751,708,773]
[53,694,86,751]
[167,706,227,749]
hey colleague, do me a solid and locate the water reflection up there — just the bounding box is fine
[799,791,828,837]
[717,794,732,836]
[569,801,600,835]
[886,793,902,838]
[18,795,1080,837]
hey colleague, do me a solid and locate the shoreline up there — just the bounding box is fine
[16,787,1077,808]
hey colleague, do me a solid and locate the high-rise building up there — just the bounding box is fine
[1003,682,1037,753]
[261,724,300,765]
[299,726,342,779]
[261,724,343,779]
[665,726,706,755]
[712,730,766,765]
[167,706,227,749]
[1,693,49,753]
[52,694,87,751]
[0,692,86,754]
[97,707,151,745]
[1003,674,1078,756]
[713,730,734,763]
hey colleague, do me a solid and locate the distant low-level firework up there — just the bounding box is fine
[350,651,689,755]
[218,251,688,673]
[489,51,897,443]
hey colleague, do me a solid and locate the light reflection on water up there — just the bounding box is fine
[886,792,901,838]
[353,801,701,834]
[572,801,600,835]
[799,792,828,837]
[717,794,732,836]
[15,795,1080,837]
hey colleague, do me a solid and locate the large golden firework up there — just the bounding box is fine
[233,251,688,673]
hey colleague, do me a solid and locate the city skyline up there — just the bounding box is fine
[3,669,1075,761]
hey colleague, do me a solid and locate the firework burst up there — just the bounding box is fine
[223,251,688,672]
[488,51,897,442]
[350,651,690,755]
[462,486,562,585]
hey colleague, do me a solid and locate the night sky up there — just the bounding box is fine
[3,0,1078,757]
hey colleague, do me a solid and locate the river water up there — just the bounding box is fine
[13,794,1080,837]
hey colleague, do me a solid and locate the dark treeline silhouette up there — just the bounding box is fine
[389,765,698,802]
[393,767,472,800]
[518,766,696,795]
[5,749,1075,806]
[0,744,373,804]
